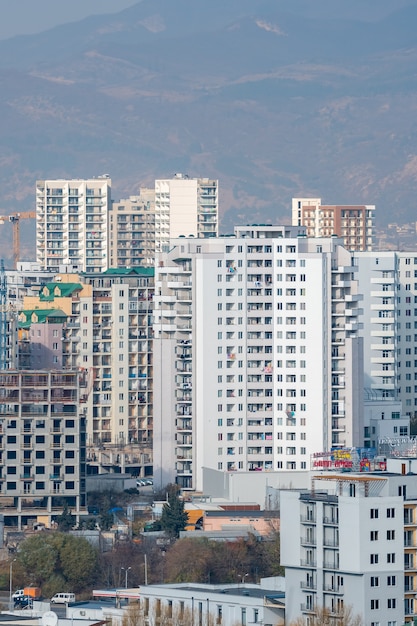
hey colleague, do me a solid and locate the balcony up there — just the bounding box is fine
[300,581,316,590]
[323,561,339,570]
[323,585,343,594]
[301,537,316,547]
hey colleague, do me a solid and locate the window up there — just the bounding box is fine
[387,575,396,586]
[370,554,379,564]
[387,553,395,563]
[370,508,379,519]
[387,599,396,609]
[387,507,395,518]
[371,600,379,610]
[387,530,395,540]
[370,576,379,587]
[370,531,379,541]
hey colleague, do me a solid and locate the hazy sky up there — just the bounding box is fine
[0,0,138,40]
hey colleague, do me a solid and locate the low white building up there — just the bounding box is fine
[281,461,417,624]
[136,580,285,626]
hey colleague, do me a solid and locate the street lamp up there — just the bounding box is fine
[144,554,148,586]
[121,566,132,589]
[9,558,16,610]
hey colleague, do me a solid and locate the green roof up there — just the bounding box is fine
[19,309,67,329]
[39,283,83,301]
[103,267,154,277]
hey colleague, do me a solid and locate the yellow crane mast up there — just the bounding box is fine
[0,211,36,269]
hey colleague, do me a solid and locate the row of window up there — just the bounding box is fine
[216,288,306,297]
[216,404,307,414]
[370,554,396,564]
[370,599,397,610]
[3,481,76,490]
[6,450,75,459]
[217,461,307,470]
[218,432,306,441]
[4,465,76,475]
[217,446,307,456]
[370,575,396,587]
[370,530,396,541]
[370,507,396,518]
[4,435,76,444]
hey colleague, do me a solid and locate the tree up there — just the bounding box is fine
[290,605,362,626]
[56,503,76,532]
[121,603,198,626]
[17,532,98,596]
[159,491,188,539]
[165,537,212,582]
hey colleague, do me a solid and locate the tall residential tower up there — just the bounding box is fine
[153,227,363,491]
[36,177,111,273]
[154,174,218,253]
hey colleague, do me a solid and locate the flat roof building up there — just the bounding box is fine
[292,197,375,251]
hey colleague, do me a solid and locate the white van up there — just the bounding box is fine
[50,593,75,604]
[12,589,24,601]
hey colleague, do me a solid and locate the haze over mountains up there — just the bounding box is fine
[0,0,416,260]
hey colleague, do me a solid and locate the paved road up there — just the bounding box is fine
[0,594,65,617]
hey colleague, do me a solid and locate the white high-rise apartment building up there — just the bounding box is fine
[396,253,417,418]
[36,177,111,273]
[354,252,397,398]
[154,174,218,253]
[153,226,363,491]
[281,464,417,624]
[355,251,417,419]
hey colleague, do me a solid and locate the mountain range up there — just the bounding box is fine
[0,0,416,262]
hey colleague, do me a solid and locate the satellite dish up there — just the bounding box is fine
[42,612,58,626]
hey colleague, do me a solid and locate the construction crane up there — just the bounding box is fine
[0,211,36,269]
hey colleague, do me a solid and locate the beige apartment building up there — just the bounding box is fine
[155,174,218,252]
[109,189,155,268]
[292,197,374,251]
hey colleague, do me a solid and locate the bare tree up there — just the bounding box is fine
[290,605,362,626]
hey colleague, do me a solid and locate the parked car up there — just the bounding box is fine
[50,592,75,605]
[12,589,24,601]
[14,595,33,609]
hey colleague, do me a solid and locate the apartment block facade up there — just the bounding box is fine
[36,177,111,272]
[19,270,154,474]
[281,464,417,624]
[355,251,417,420]
[154,174,218,253]
[292,197,375,251]
[0,369,87,530]
[153,227,363,491]
[354,252,398,398]
[109,190,155,268]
